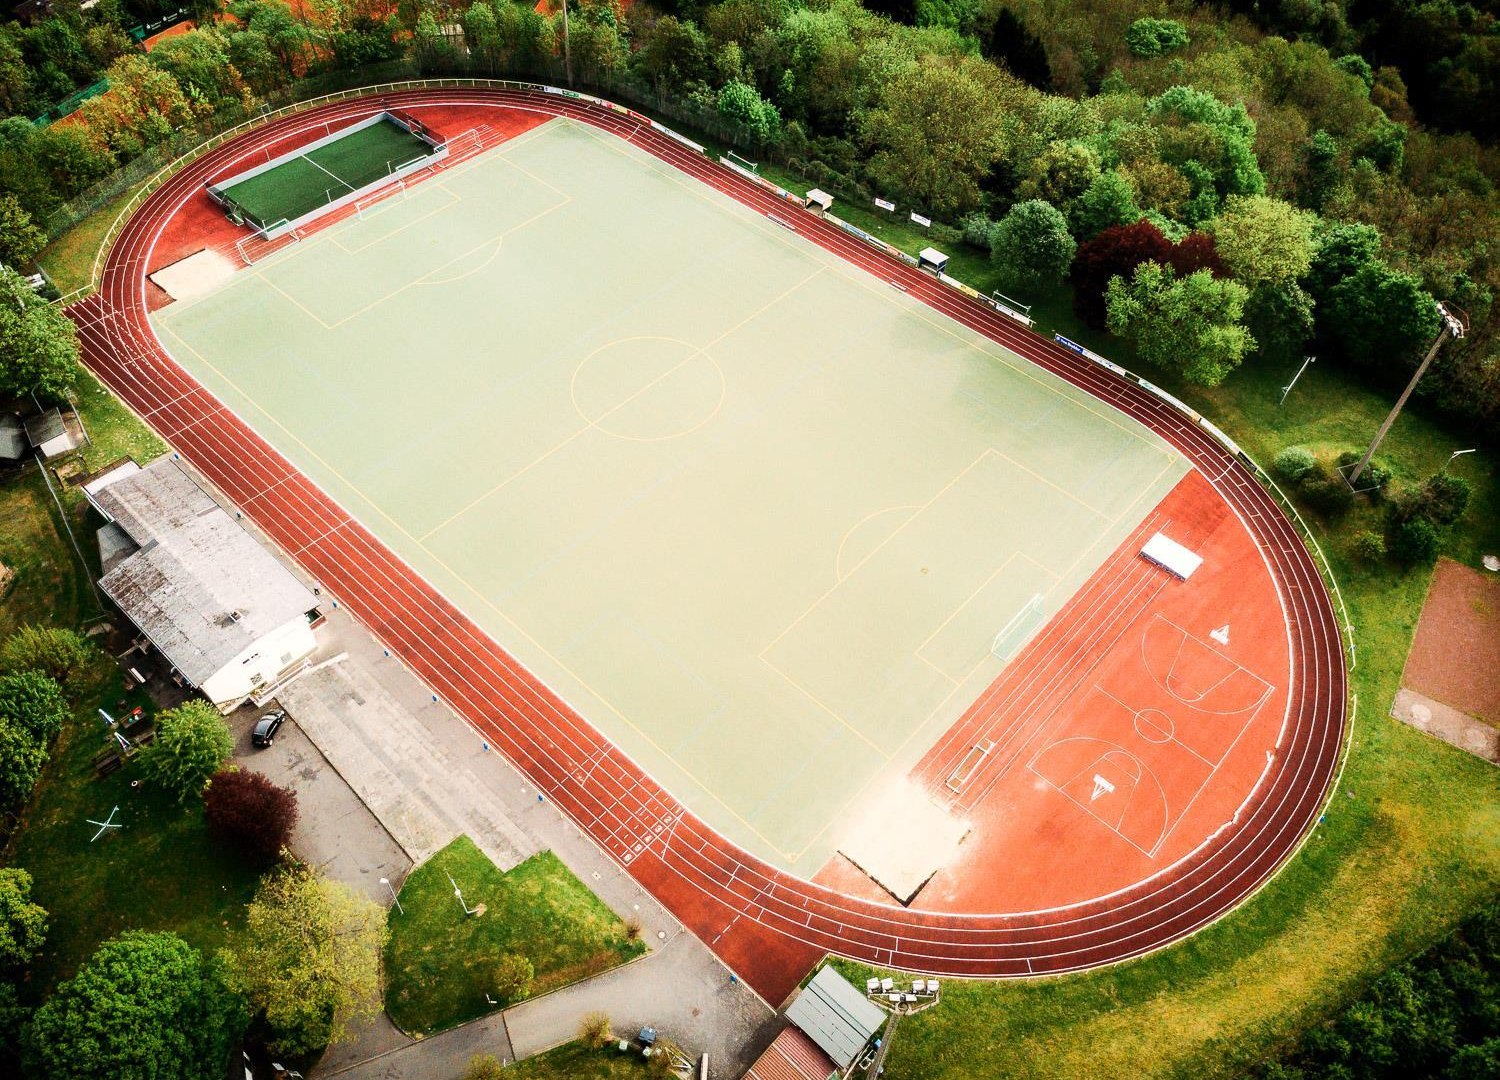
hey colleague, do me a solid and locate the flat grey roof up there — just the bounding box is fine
[785,966,886,1069]
[23,408,64,446]
[94,458,317,686]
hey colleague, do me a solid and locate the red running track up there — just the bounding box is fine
[70,86,1347,1004]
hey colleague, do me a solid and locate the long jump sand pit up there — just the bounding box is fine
[151,116,1188,879]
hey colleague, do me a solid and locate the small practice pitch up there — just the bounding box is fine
[215,115,434,229]
[152,117,1187,877]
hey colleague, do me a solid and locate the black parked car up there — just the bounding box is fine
[251,710,286,748]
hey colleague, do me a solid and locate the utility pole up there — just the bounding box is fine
[1347,303,1467,488]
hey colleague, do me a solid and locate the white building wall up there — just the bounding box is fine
[200,617,317,705]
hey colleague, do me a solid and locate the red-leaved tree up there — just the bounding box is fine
[203,768,299,862]
[1070,220,1227,328]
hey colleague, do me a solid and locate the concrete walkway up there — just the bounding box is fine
[286,606,778,1079]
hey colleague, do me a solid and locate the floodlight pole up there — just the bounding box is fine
[379,877,403,915]
[447,872,477,916]
[561,0,573,86]
[1279,355,1315,405]
[1348,304,1466,487]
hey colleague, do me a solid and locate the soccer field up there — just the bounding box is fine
[153,117,1187,876]
[217,115,434,229]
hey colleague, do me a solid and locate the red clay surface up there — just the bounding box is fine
[70,88,1347,1006]
[1403,558,1500,725]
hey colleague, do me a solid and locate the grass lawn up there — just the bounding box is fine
[501,1040,654,1078]
[383,837,646,1036]
[0,471,98,639]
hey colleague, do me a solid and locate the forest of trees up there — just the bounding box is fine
[0,0,1495,428]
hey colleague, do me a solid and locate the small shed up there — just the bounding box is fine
[0,415,25,462]
[804,188,833,215]
[24,408,77,458]
[917,247,949,275]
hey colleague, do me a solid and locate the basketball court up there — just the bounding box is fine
[149,115,1192,880]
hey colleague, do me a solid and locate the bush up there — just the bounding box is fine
[579,1010,613,1049]
[959,211,999,252]
[1417,472,1472,526]
[0,719,46,809]
[463,1055,505,1080]
[0,868,47,970]
[1335,450,1391,496]
[1126,18,1190,58]
[1274,446,1317,483]
[203,768,299,862]
[1391,516,1441,566]
[1300,473,1354,517]
[492,952,533,1003]
[139,701,233,803]
[0,671,68,744]
[0,626,96,700]
[1352,530,1387,562]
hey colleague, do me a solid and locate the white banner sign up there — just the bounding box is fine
[874,197,896,212]
[910,212,932,227]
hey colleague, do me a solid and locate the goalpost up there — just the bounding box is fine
[727,150,759,174]
[991,594,1045,661]
[355,179,409,219]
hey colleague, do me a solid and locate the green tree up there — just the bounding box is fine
[859,53,1012,215]
[0,267,81,402]
[1325,262,1441,371]
[1305,220,1380,303]
[1126,18,1189,58]
[1210,195,1317,287]
[0,868,46,970]
[0,670,68,745]
[1016,140,1100,206]
[0,718,45,809]
[222,864,388,1056]
[149,28,244,104]
[26,931,244,1080]
[1106,261,1254,385]
[1390,515,1440,566]
[1070,169,1141,240]
[0,625,96,699]
[991,199,1077,291]
[632,15,711,96]
[0,194,44,270]
[717,79,781,141]
[139,700,233,803]
[1245,281,1316,364]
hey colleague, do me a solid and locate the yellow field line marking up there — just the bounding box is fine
[760,450,1000,661]
[757,657,894,759]
[419,265,827,542]
[834,504,922,583]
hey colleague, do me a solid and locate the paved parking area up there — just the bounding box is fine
[228,701,412,903]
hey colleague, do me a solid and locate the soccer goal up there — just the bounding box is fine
[355,180,408,220]
[235,221,301,266]
[991,594,1046,661]
[727,150,759,174]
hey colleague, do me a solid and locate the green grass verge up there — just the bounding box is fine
[0,472,95,639]
[383,837,646,1037]
[501,1040,653,1079]
[36,177,154,298]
